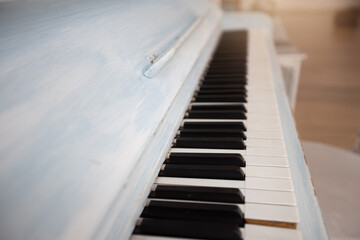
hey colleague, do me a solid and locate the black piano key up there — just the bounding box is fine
[207,65,247,69]
[204,76,247,82]
[134,218,242,240]
[187,110,247,119]
[211,56,246,59]
[165,152,246,167]
[202,80,247,85]
[174,137,246,150]
[202,81,247,86]
[208,63,246,67]
[183,121,247,131]
[149,185,245,204]
[211,58,246,61]
[212,60,246,63]
[190,104,247,112]
[159,164,245,180]
[213,55,246,57]
[211,55,247,60]
[196,89,247,96]
[205,66,246,70]
[200,84,247,90]
[213,47,246,51]
[133,31,249,240]
[200,83,246,91]
[207,66,246,71]
[204,78,246,82]
[141,200,245,226]
[179,129,247,140]
[206,70,247,75]
[208,64,247,69]
[194,95,247,103]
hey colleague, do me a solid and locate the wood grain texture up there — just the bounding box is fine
[245,219,297,229]
[0,1,221,239]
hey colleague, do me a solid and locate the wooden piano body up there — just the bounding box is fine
[0,0,328,239]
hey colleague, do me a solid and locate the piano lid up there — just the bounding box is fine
[0,0,221,239]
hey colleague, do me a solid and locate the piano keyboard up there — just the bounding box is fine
[131,31,301,240]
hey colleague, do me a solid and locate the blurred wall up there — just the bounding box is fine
[225,0,360,11]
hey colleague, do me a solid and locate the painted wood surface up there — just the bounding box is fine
[0,1,221,239]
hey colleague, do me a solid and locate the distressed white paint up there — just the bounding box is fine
[143,9,209,78]
[0,0,221,239]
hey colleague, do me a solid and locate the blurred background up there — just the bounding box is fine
[221,0,360,239]
[223,0,360,151]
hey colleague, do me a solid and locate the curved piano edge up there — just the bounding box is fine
[264,29,329,239]
[91,5,223,240]
[143,9,210,78]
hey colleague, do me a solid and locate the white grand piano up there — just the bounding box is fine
[0,0,328,239]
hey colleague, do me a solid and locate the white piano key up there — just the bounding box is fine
[182,119,281,131]
[169,147,245,156]
[244,203,299,228]
[132,225,302,240]
[189,102,279,114]
[149,187,296,206]
[247,89,275,93]
[247,123,281,132]
[247,130,283,140]
[245,99,277,105]
[246,147,287,157]
[144,195,298,227]
[156,176,244,189]
[182,119,246,123]
[247,82,273,87]
[246,105,278,114]
[244,189,296,206]
[246,177,293,191]
[244,166,291,179]
[247,92,276,97]
[247,113,279,120]
[245,139,285,148]
[245,155,289,167]
[144,198,299,228]
[247,96,276,102]
[156,176,294,191]
[247,86,274,91]
[247,117,281,124]
[247,86,274,90]
[246,85,274,91]
[243,224,302,240]
[170,147,287,157]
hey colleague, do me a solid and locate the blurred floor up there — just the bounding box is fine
[302,140,360,239]
[278,10,360,150]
